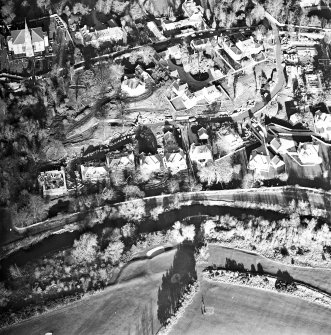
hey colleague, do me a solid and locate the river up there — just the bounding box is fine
[0,204,285,279]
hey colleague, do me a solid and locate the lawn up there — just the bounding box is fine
[0,250,176,335]
[207,245,331,295]
[169,279,331,335]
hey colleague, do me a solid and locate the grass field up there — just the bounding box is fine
[0,250,176,335]
[169,279,331,335]
[208,245,331,295]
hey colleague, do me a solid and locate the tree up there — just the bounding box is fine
[198,158,237,187]
[1,1,16,24]
[72,233,98,263]
[73,3,90,15]
[95,0,113,14]
[102,241,124,264]
[150,205,163,221]
[168,179,180,194]
[123,185,145,200]
[36,0,51,12]
[118,199,146,221]
[0,282,12,307]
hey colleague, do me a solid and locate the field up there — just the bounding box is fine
[208,245,331,295]
[169,279,331,335]
[0,250,176,335]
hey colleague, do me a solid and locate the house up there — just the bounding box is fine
[107,152,135,170]
[248,151,271,178]
[248,144,286,179]
[220,37,243,62]
[189,144,213,169]
[165,149,187,174]
[38,168,67,197]
[147,21,166,41]
[198,86,222,104]
[7,20,49,58]
[197,127,209,141]
[236,37,263,58]
[121,77,146,97]
[139,154,164,173]
[297,143,322,165]
[80,165,109,182]
[169,82,222,111]
[270,137,296,154]
[78,25,127,46]
[314,111,331,141]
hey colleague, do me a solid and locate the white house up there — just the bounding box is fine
[198,127,209,141]
[189,144,213,169]
[315,112,331,141]
[139,154,164,173]
[79,25,127,46]
[81,165,109,182]
[270,138,296,154]
[248,152,271,177]
[7,20,48,57]
[165,149,187,175]
[297,143,322,165]
[236,37,263,59]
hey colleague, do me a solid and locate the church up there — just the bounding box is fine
[7,20,49,58]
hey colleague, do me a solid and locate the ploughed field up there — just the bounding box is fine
[208,245,331,295]
[169,280,331,335]
[0,250,176,335]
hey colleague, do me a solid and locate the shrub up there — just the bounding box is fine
[102,241,124,265]
[72,233,98,264]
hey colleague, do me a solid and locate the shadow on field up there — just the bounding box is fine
[157,242,197,327]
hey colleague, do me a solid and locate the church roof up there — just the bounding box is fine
[11,27,44,45]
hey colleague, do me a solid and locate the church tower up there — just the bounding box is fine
[24,20,34,57]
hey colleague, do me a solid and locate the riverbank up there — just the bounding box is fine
[0,247,176,333]
[2,185,330,260]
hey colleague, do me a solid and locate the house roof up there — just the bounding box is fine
[140,154,163,168]
[108,153,134,169]
[190,144,212,156]
[198,127,208,140]
[270,138,281,151]
[165,150,185,163]
[248,152,270,172]
[270,155,285,168]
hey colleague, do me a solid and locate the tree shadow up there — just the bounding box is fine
[157,242,197,326]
